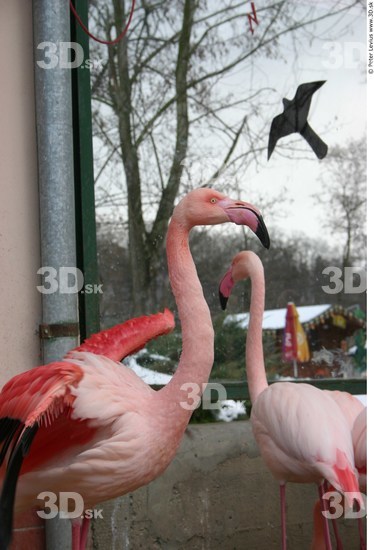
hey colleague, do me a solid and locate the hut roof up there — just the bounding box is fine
[225,304,365,331]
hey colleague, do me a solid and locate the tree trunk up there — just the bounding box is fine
[109,0,195,314]
[147,0,195,294]
[110,0,150,314]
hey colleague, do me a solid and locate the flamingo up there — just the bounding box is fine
[0,188,270,550]
[0,308,175,550]
[219,251,361,550]
[312,390,364,549]
[311,398,366,550]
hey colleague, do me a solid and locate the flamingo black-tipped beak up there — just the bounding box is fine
[256,214,270,250]
[219,199,271,249]
[218,269,234,311]
[219,290,228,311]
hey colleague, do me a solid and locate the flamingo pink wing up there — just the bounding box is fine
[0,362,83,427]
[0,361,101,474]
[65,309,175,361]
[0,361,98,547]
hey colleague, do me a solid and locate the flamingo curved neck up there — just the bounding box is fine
[160,218,214,412]
[246,267,268,403]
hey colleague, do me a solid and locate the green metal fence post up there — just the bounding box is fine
[71,0,100,338]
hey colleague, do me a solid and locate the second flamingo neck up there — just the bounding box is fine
[246,271,268,403]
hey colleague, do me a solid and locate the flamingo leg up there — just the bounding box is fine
[318,483,332,550]
[331,518,343,550]
[323,480,343,550]
[71,518,82,550]
[358,516,366,550]
[280,483,287,550]
[79,516,91,550]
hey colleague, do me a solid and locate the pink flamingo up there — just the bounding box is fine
[0,309,175,550]
[219,251,361,550]
[311,397,366,550]
[0,188,270,550]
[316,391,364,549]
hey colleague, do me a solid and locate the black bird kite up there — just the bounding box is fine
[267,81,328,160]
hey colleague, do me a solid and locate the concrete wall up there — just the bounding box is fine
[0,1,42,387]
[91,421,363,549]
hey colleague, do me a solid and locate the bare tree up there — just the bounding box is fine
[314,137,366,269]
[90,0,363,314]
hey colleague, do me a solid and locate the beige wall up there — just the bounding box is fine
[0,1,42,386]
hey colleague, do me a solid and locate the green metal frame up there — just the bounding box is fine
[71,0,100,339]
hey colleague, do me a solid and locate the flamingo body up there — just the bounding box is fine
[14,352,184,512]
[1,309,176,480]
[219,251,361,549]
[252,382,357,494]
[311,401,367,550]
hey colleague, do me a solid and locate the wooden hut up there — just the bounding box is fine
[225,304,366,379]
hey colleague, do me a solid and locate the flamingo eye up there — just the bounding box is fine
[210,197,217,204]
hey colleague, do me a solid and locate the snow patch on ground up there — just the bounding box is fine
[214,400,247,422]
[124,356,173,385]
[135,348,171,362]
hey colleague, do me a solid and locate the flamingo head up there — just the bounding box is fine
[218,251,263,310]
[173,188,270,249]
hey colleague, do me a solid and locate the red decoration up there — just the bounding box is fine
[247,2,259,35]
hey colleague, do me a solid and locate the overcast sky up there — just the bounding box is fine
[239,2,366,242]
[94,1,367,249]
